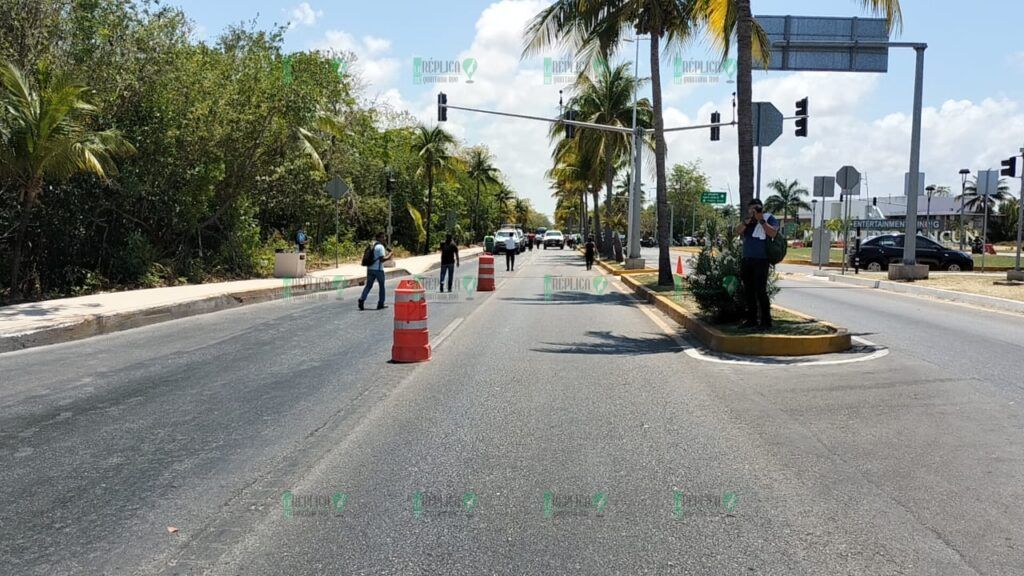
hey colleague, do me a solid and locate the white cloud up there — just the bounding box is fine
[663,72,1024,210]
[289,2,322,28]
[313,30,401,89]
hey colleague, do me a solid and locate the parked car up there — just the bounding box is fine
[543,230,565,249]
[640,236,656,248]
[681,236,697,246]
[849,234,974,272]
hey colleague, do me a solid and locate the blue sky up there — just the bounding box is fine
[176,0,1024,217]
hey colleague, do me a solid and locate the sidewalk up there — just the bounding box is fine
[0,246,483,353]
[808,269,1024,315]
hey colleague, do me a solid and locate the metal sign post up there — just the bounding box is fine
[836,166,861,275]
[977,169,999,273]
[325,176,351,267]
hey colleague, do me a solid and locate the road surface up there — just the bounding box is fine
[2,250,1023,575]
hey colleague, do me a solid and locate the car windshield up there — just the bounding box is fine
[547,232,562,237]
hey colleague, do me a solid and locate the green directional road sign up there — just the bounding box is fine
[700,191,727,205]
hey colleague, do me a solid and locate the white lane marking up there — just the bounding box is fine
[606,274,889,367]
[430,317,464,349]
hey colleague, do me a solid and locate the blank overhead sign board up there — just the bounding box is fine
[755,15,891,73]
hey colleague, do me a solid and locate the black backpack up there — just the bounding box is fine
[767,232,787,265]
[361,242,380,266]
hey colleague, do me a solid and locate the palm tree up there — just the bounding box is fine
[513,198,529,226]
[524,0,694,286]
[493,184,516,224]
[719,204,739,226]
[0,62,135,298]
[465,147,501,242]
[411,124,459,253]
[692,0,902,210]
[556,62,653,256]
[763,178,810,231]
[547,136,603,243]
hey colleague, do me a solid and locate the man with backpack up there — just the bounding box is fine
[358,232,393,311]
[734,198,779,330]
[295,226,309,253]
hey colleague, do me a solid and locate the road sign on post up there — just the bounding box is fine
[325,175,350,200]
[752,102,784,147]
[976,170,999,197]
[903,172,925,197]
[836,166,861,191]
[700,191,727,204]
[813,176,836,198]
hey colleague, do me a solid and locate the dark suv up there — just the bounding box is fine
[850,234,974,272]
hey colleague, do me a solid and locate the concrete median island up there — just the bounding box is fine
[620,273,852,357]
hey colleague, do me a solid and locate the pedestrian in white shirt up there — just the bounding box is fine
[504,234,517,271]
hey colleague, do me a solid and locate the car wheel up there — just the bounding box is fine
[944,262,963,272]
[865,260,884,272]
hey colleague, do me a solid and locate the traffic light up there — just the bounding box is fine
[437,92,448,122]
[795,97,809,137]
[710,111,721,141]
[565,109,576,139]
[1001,156,1019,178]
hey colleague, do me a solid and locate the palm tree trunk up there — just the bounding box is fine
[591,188,602,251]
[473,180,481,243]
[736,0,755,209]
[651,35,672,287]
[603,146,614,257]
[425,169,434,254]
[581,190,590,240]
[8,181,41,299]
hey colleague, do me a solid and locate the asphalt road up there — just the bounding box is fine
[2,250,1023,575]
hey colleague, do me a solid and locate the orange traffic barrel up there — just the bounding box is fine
[478,254,495,292]
[392,279,431,363]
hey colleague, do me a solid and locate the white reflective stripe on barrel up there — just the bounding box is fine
[394,319,429,331]
[395,292,425,303]
[479,273,494,279]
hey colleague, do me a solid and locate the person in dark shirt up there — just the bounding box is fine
[734,198,779,330]
[584,235,596,271]
[439,235,460,293]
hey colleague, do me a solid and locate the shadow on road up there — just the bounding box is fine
[532,330,682,356]
[500,292,635,307]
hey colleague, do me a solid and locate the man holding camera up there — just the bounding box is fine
[734,198,779,330]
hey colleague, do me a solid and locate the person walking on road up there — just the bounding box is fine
[734,199,778,330]
[504,233,517,271]
[358,232,393,311]
[439,234,460,293]
[584,235,596,271]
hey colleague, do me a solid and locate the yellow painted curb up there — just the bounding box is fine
[594,259,658,276]
[619,275,852,356]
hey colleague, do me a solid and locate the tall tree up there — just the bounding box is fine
[410,124,458,253]
[524,0,694,285]
[0,62,135,298]
[763,178,810,231]
[692,0,902,209]
[561,62,653,256]
[465,146,501,242]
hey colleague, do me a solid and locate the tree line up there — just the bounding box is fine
[0,0,547,302]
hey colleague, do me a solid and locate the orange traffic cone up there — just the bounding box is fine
[676,255,684,276]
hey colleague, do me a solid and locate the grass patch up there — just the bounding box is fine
[631,273,835,336]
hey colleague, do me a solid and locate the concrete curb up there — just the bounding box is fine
[0,267,426,354]
[821,272,1024,315]
[594,259,658,277]
[619,275,852,357]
